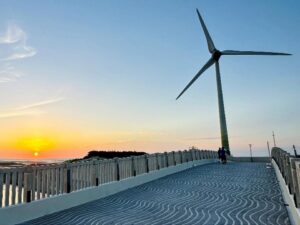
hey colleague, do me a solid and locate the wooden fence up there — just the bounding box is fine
[0,149,217,208]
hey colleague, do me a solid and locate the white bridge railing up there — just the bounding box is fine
[272,147,300,208]
[0,149,217,208]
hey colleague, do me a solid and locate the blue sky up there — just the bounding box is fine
[0,0,299,158]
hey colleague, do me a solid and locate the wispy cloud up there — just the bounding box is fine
[0,110,44,119]
[4,44,37,61]
[0,24,37,61]
[0,97,64,119]
[0,24,24,44]
[16,98,65,110]
[0,64,23,83]
[0,24,36,83]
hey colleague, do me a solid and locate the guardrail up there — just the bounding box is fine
[272,147,300,208]
[0,149,217,208]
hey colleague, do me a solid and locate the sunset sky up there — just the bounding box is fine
[0,0,299,159]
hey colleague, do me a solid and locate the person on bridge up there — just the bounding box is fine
[217,148,222,163]
[220,147,227,164]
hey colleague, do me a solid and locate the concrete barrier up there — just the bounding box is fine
[0,159,217,225]
[272,159,300,225]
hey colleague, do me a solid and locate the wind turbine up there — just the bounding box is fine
[176,9,291,154]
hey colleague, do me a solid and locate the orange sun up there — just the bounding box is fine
[16,136,54,158]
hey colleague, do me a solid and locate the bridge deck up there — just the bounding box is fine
[19,162,290,225]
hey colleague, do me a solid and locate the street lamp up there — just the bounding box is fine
[267,141,271,158]
[272,131,277,147]
[249,144,253,162]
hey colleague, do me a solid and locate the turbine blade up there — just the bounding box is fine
[176,58,215,100]
[221,50,291,56]
[196,9,216,53]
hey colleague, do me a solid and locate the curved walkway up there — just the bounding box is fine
[19,162,290,225]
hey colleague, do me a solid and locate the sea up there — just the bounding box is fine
[0,159,67,169]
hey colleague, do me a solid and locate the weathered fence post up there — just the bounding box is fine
[165,152,169,167]
[155,153,160,170]
[4,172,11,206]
[145,155,149,173]
[294,162,300,207]
[290,159,300,205]
[284,153,290,184]
[24,172,32,203]
[115,158,120,181]
[0,173,3,206]
[91,161,98,186]
[190,150,194,161]
[64,165,71,193]
[184,150,188,162]
[31,169,36,201]
[193,150,196,160]
[272,147,300,209]
[173,151,176,165]
[131,156,136,176]
[201,150,205,159]
[179,151,183,164]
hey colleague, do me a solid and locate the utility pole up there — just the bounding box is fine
[249,144,253,162]
[293,145,298,157]
[267,141,271,158]
[272,131,276,147]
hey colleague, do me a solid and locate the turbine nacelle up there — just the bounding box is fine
[212,50,222,61]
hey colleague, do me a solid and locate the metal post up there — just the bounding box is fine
[249,144,253,162]
[293,145,298,157]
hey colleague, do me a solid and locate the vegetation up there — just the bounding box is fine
[66,150,147,163]
[84,150,146,159]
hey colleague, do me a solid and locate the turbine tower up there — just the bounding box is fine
[176,9,291,154]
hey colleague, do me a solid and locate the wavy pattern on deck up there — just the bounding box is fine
[19,163,290,225]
